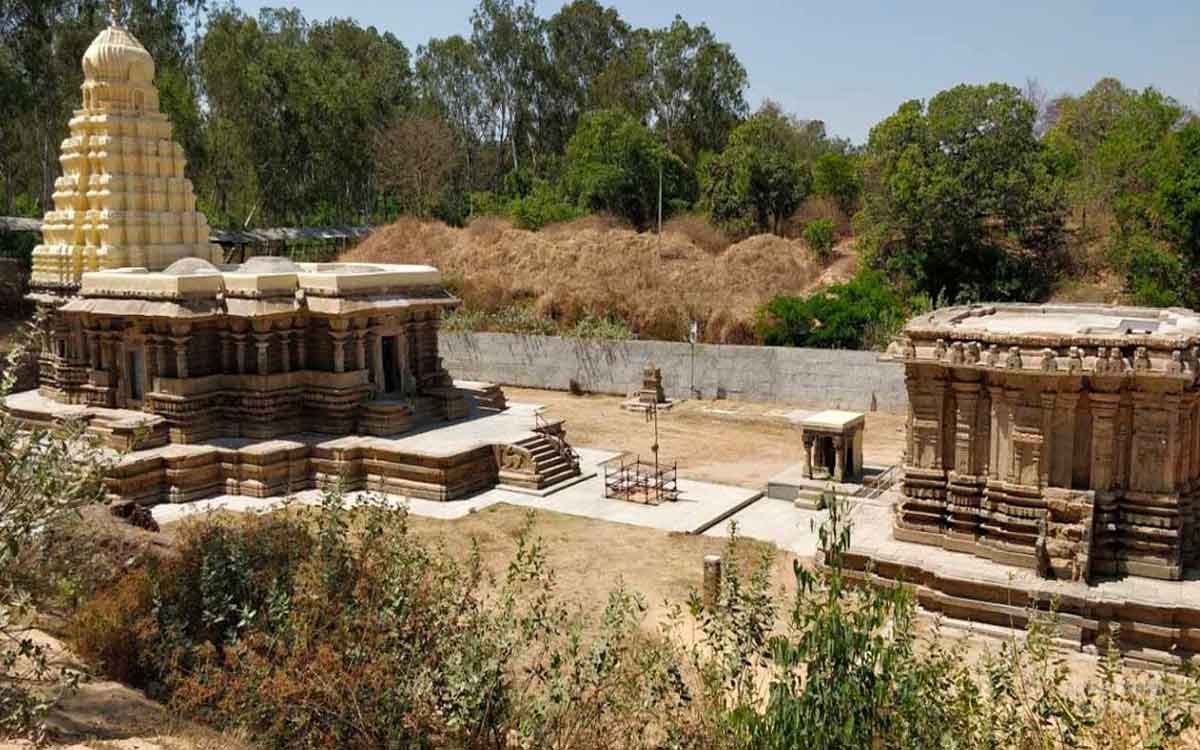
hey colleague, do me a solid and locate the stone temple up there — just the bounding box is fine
[847,303,1200,664]
[10,19,582,505]
[894,303,1200,583]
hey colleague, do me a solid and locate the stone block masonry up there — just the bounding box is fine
[440,332,907,413]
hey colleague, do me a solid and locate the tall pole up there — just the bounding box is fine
[657,163,663,234]
[656,163,663,261]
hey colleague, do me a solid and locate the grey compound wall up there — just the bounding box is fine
[440,332,908,413]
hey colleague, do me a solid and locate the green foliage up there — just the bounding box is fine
[700,107,814,235]
[812,151,861,217]
[1120,234,1188,307]
[857,83,1065,303]
[0,317,109,740]
[756,270,905,350]
[802,218,836,259]
[508,181,586,230]
[562,109,692,228]
[1155,123,1200,265]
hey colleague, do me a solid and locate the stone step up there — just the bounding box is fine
[793,488,827,510]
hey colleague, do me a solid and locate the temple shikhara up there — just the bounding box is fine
[29,21,221,292]
[11,17,582,505]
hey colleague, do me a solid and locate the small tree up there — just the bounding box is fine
[561,108,691,228]
[700,108,812,235]
[812,152,861,218]
[803,218,836,260]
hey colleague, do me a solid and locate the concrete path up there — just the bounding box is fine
[151,446,764,535]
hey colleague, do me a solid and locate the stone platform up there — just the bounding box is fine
[26,399,583,505]
[844,493,1200,667]
[151,446,764,535]
[766,464,893,509]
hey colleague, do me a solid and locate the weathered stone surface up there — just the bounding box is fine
[894,303,1200,583]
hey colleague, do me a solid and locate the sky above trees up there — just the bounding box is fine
[237,0,1199,144]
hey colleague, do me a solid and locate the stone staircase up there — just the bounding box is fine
[498,427,581,490]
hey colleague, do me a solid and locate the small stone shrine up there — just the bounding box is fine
[622,364,673,412]
[840,303,1200,664]
[800,410,865,484]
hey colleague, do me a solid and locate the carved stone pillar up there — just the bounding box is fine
[1054,392,1080,488]
[1040,392,1057,489]
[87,332,100,369]
[172,336,189,379]
[154,335,168,376]
[144,337,158,380]
[234,334,247,374]
[369,328,384,393]
[952,382,981,477]
[256,332,271,376]
[279,331,291,374]
[295,331,306,370]
[219,332,233,374]
[331,332,349,373]
[833,435,845,482]
[801,433,814,479]
[1090,394,1120,493]
[354,330,366,371]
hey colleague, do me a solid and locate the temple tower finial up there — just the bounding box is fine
[109,0,122,27]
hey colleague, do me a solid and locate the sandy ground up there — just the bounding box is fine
[502,386,907,487]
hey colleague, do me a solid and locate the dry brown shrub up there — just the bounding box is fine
[343,215,836,343]
[540,212,630,236]
[662,214,730,255]
[785,196,851,237]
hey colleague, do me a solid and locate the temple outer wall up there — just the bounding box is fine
[440,332,906,412]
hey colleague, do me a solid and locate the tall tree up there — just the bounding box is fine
[470,0,545,177]
[535,0,632,157]
[561,109,690,228]
[700,105,812,235]
[857,83,1065,302]
[646,16,748,161]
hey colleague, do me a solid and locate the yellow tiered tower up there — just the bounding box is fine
[30,16,220,290]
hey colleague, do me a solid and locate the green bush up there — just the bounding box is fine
[1123,234,1189,307]
[802,218,836,259]
[755,270,906,349]
[507,182,585,230]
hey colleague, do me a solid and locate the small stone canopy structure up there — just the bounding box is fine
[893,303,1200,582]
[800,410,865,483]
[28,20,221,293]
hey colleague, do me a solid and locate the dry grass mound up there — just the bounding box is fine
[344,215,854,343]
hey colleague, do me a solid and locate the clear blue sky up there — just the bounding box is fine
[236,0,1199,144]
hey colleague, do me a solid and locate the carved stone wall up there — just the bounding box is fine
[896,324,1200,582]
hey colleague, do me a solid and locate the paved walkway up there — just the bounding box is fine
[152,446,762,535]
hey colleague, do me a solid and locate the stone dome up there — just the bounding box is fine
[163,257,221,276]
[82,26,155,84]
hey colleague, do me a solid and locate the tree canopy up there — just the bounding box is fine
[855,83,1065,303]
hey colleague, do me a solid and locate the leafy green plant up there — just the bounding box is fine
[0,316,110,740]
[755,270,906,349]
[1121,234,1188,307]
[802,218,836,260]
